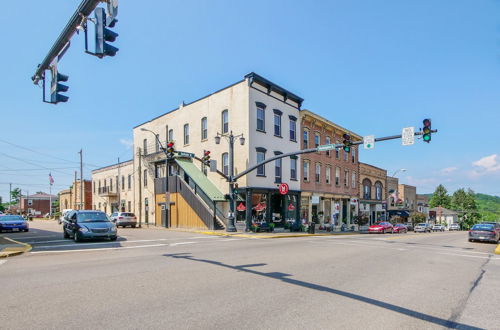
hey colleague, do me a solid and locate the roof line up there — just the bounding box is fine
[91,159,133,173]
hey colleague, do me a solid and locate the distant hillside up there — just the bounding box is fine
[423,192,500,221]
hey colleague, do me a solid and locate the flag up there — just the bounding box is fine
[49,173,54,185]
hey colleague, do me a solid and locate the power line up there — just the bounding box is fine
[0,152,74,176]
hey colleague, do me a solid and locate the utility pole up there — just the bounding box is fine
[74,171,77,209]
[117,157,121,212]
[9,183,12,206]
[79,149,83,210]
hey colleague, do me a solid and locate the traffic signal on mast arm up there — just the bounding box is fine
[95,7,119,57]
[202,150,211,165]
[342,133,352,153]
[50,67,69,104]
[166,141,175,158]
[422,119,432,143]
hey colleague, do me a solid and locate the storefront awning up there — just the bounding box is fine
[388,210,410,217]
[175,158,226,202]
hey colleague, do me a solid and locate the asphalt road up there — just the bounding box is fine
[1,220,499,330]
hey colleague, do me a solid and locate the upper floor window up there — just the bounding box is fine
[256,103,266,132]
[183,124,189,145]
[325,136,331,156]
[290,157,297,180]
[335,167,340,186]
[110,178,113,191]
[143,138,148,155]
[363,179,372,199]
[314,133,320,148]
[344,169,349,187]
[155,134,160,153]
[303,129,309,148]
[168,129,174,142]
[289,116,297,141]
[121,176,125,190]
[222,153,229,176]
[351,172,356,188]
[274,151,282,183]
[303,160,310,182]
[315,163,321,183]
[344,149,348,161]
[222,110,229,134]
[273,109,282,137]
[256,147,266,176]
[143,170,148,187]
[352,148,356,163]
[128,174,131,190]
[375,182,383,200]
[335,147,339,159]
[326,166,331,184]
[201,117,208,140]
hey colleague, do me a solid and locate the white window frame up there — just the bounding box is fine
[183,124,189,145]
[222,110,229,134]
[201,117,208,140]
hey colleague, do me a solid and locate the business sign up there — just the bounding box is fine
[363,135,375,149]
[402,127,415,146]
[279,183,289,195]
[312,195,320,204]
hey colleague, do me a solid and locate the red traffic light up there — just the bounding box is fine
[342,133,351,141]
[204,150,211,156]
[167,142,174,148]
[423,119,431,127]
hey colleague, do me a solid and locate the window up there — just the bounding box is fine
[28,199,33,206]
[303,129,309,148]
[201,117,208,140]
[256,148,266,176]
[143,138,148,155]
[143,169,147,187]
[375,182,383,200]
[93,181,95,193]
[326,166,331,184]
[116,176,119,191]
[315,163,321,183]
[314,133,320,148]
[352,148,356,163]
[183,124,189,145]
[222,110,229,134]
[222,153,229,176]
[325,136,331,156]
[363,179,372,199]
[155,134,160,152]
[273,110,282,137]
[344,149,348,161]
[256,103,266,132]
[336,147,339,159]
[128,174,131,190]
[290,157,297,180]
[344,169,349,187]
[351,172,356,188]
[289,116,297,141]
[121,176,125,190]
[168,129,174,142]
[303,160,310,182]
[99,180,102,193]
[110,178,113,191]
[275,158,282,183]
[335,167,340,186]
[127,201,131,212]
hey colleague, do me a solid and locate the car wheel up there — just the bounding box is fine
[132,225,136,228]
[468,239,473,242]
[382,229,385,234]
[63,229,69,239]
[74,232,81,243]
[110,236,117,241]
[24,229,29,232]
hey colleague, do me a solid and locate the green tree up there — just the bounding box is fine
[411,212,426,224]
[429,184,451,208]
[453,188,481,229]
[10,188,21,203]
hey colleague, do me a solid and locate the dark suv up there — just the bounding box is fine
[63,210,117,242]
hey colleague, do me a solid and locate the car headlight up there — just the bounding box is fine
[79,227,89,233]
[110,225,117,232]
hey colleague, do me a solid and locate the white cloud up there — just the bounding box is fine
[440,167,458,175]
[471,154,500,175]
[119,139,134,149]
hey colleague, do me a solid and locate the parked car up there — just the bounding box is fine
[404,223,414,231]
[480,222,500,230]
[449,223,460,231]
[414,223,432,233]
[393,223,408,233]
[432,224,445,232]
[368,222,394,234]
[0,215,29,232]
[63,210,117,242]
[59,209,74,225]
[468,223,500,243]
[110,212,137,228]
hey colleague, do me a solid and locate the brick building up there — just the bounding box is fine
[57,179,92,211]
[359,163,387,224]
[20,192,58,216]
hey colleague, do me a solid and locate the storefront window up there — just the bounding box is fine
[251,193,267,222]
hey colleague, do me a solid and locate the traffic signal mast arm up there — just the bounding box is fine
[232,128,437,182]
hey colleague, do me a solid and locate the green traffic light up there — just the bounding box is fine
[423,134,431,142]
[343,146,351,152]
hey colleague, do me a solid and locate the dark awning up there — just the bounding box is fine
[388,210,410,217]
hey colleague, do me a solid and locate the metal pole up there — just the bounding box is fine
[164,154,169,228]
[80,149,83,210]
[227,132,237,232]
[117,157,121,212]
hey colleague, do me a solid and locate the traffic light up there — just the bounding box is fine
[422,119,432,143]
[233,183,239,195]
[95,7,119,57]
[202,150,211,165]
[166,141,175,158]
[342,133,352,153]
[50,67,69,104]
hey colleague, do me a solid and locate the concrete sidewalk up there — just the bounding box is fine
[0,236,32,258]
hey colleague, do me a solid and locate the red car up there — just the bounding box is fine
[368,222,394,234]
[393,223,408,233]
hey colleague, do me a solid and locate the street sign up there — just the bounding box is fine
[402,127,415,146]
[317,144,336,152]
[279,183,289,195]
[176,151,195,158]
[363,135,375,149]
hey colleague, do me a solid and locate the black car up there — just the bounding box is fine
[404,223,414,231]
[63,210,117,242]
[468,224,500,243]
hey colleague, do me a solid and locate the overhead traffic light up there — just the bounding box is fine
[422,119,432,143]
[166,141,175,158]
[95,7,119,57]
[202,150,211,165]
[50,67,69,104]
[342,133,352,153]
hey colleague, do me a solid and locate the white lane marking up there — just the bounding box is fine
[216,238,246,242]
[437,252,500,260]
[30,243,169,254]
[32,238,171,249]
[0,260,7,266]
[170,242,197,246]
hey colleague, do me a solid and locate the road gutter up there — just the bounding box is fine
[0,236,32,258]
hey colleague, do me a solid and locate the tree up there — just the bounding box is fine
[453,188,481,229]
[429,184,451,209]
[10,188,21,204]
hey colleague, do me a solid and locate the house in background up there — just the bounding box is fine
[429,207,458,227]
[20,192,58,216]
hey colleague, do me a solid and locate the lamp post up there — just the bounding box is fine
[391,168,406,178]
[215,130,245,232]
[140,128,169,228]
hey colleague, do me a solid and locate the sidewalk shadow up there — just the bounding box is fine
[164,253,481,330]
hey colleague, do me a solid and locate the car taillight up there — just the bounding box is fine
[118,217,123,219]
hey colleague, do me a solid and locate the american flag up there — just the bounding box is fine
[49,173,54,185]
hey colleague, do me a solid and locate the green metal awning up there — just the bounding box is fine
[175,158,226,202]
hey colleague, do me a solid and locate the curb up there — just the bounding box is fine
[0,236,32,259]
[495,244,500,255]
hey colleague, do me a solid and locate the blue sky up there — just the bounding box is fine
[1,0,499,202]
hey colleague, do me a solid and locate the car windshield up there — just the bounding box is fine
[417,223,426,226]
[121,213,135,217]
[0,216,25,221]
[471,224,494,231]
[76,212,110,223]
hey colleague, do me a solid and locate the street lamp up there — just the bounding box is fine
[215,131,245,232]
[391,168,406,177]
[140,127,169,228]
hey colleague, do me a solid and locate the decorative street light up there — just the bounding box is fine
[391,168,407,177]
[140,128,169,228]
[215,131,245,232]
